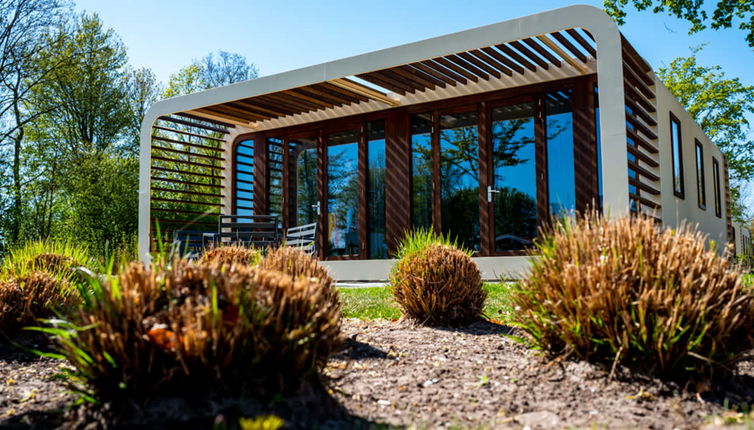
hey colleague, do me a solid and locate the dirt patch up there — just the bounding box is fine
[327,318,754,429]
[1,320,753,428]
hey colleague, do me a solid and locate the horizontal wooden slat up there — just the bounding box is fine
[151,187,225,198]
[629,177,661,195]
[626,128,658,154]
[625,98,656,127]
[151,207,220,216]
[151,176,224,189]
[152,155,223,170]
[628,160,660,181]
[152,126,225,142]
[151,197,223,207]
[152,145,225,161]
[151,135,224,152]
[151,165,225,180]
[629,192,660,209]
[176,112,235,128]
[627,145,659,167]
[158,116,228,134]
[626,114,658,140]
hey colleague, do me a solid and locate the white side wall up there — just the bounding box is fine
[654,79,728,249]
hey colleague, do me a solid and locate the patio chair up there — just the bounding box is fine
[172,230,216,257]
[217,214,281,248]
[285,222,317,255]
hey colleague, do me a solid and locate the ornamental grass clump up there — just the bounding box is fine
[512,213,754,377]
[259,246,333,286]
[199,244,261,266]
[389,229,486,326]
[0,239,91,334]
[45,258,342,402]
[0,272,75,333]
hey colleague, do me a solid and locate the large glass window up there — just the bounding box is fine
[291,136,318,226]
[234,139,254,215]
[695,140,706,210]
[327,130,360,256]
[712,157,722,218]
[267,138,284,218]
[491,103,537,252]
[670,114,685,198]
[411,113,433,230]
[546,90,575,215]
[440,111,479,251]
[367,121,387,259]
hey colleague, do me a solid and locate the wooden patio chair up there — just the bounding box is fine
[285,222,317,255]
[217,214,281,248]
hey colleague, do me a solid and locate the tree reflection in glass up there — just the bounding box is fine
[292,137,317,226]
[545,90,575,216]
[367,121,387,259]
[492,104,537,252]
[439,111,480,251]
[410,114,432,230]
[327,130,360,256]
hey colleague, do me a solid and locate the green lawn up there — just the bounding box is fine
[337,283,514,321]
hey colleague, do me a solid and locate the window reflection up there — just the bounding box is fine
[546,91,575,216]
[491,104,536,252]
[440,111,479,251]
[267,138,283,219]
[235,140,254,216]
[327,130,360,256]
[367,121,387,259]
[291,137,318,226]
[411,114,433,230]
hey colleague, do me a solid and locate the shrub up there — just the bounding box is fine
[1,239,92,278]
[199,244,261,266]
[512,213,754,377]
[45,258,342,402]
[0,271,75,333]
[258,246,332,285]
[389,229,485,326]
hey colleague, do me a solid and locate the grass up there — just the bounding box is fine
[744,273,753,287]
[338,283,513,322]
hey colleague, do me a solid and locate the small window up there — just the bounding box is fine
[712,157,722,218]
[694,140,706,210]
[670,113,685,198]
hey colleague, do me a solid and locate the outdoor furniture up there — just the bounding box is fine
[217,214,281,248]
[285,222,317,255]
[172,230,216,256]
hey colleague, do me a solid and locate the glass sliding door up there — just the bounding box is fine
[290,136,318,226]
[410,113,433,230]
[439,111,480,251]
[234,139,255,215]
[490,103,537,252]
[545,90,575,216]
[366,121,387,259]
[326,130,360,257]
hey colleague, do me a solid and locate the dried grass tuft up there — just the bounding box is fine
[47,257,342,401]
[390,231,485,326]
[258,246,333,287]
[198,244,261,266]
[0,272,75,333]
[512,212,754,377]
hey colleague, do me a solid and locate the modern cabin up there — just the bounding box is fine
[139,5,732,280]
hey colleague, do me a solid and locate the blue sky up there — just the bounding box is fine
[74,0,753,210]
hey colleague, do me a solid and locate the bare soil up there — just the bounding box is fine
[1,319,753,429]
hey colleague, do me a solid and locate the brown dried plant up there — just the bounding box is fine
[198,244,261,266]
[47,258,342,401]
[0,272,75,333]
[258,246,333,286]
[390,231,486,326]
[512,213,754,377]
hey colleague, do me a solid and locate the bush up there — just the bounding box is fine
[389,229,486,326]
[0,239,91,334]
[199,244,261,266]
[1,239,92,277]
[258,246,332,285]
[0,272,75,333]
[512,213,754,377]
[45,258,342,402]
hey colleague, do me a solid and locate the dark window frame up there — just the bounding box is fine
[712,156,722,218]
[694,139,706,210]
[669,112,685,199]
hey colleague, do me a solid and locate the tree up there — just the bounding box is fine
[0,0,68,245]
[163,50,258,98]
[603,0,754,49]
[657,48,754,221]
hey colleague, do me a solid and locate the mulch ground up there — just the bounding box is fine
[2,319,754,429]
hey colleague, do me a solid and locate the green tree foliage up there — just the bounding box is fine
[163,50,258,98]
[603,0,754,49]
[657,48,754,221]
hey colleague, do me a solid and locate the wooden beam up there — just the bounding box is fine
[509,41,549,70]
[551,32,588,63]
[329,78,401,106]
[496,44,537,72]
[566,29,596,57]
[537,35,587,73]
[479,46,524,74]
[189,109,251,128]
